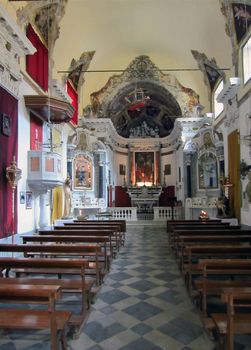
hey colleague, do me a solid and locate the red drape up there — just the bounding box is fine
[30,113,43,150]
[0,86,18,238]
[115,186,131,207]
[66,81,78,125]
[159,186,175,206]
[26,24,48,92]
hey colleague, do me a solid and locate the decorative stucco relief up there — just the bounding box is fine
[64,51,95,93]
[220,0,251,74]
[90,55,200,116]
[0,4,36,97]
[191,50,226,100]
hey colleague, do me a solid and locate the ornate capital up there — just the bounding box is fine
[0,4,36,97]
[191,50,226,100]
[65,51,95,93]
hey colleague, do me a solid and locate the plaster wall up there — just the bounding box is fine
[239,94,251,226]
[17,79,38,233]
[114,151,128,187]
[161,153,176,189]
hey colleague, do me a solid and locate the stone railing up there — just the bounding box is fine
[109,207,137,221]
[153,207,184,220]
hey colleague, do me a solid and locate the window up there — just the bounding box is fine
[243,35,251,85]
[213,79,224,118]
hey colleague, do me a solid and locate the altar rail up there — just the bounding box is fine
[108,207,184,221]
[153,207,184,221]
[109,207,137,221]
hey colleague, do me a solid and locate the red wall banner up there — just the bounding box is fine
[0,86,18,238]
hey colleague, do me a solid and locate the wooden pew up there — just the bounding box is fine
[72,219,126,234]
[21,235,108,284]
[0,257,89,333]
[211,288,251,350]
[197,259,251,317]
[170,227,248,249]
[167,219,221,231]
[181,245,251,295]
[69,220,126,243]
[0,283,70,350]
[36,232,112,269]
[173,234,251,258]
[0,243,98,300]
[55,224,124,247]
[39,229,116,259]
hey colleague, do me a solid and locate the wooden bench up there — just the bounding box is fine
[211,288,251,350]
[22,234,108,286]
[167,219,221,231]
[0,243,98,299]
[72,219,126,234]
[173,234,251,258]
[181,245,251,295]
[170,228,249,250]
[70,220,126,243]
[0,257,89,328]
[38,229,116,259]
[0,283,70,350]
[194,279,251,315]
[198,259,251,304]
[55,224,124,248]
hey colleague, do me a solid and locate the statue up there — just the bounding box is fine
[216,196,230,217]
[62,177,72,218]
[245,171,251,203]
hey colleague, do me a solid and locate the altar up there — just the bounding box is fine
[127,185,162,208]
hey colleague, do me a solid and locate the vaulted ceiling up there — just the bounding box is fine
[4,0,233,135]
[51,0,232,113]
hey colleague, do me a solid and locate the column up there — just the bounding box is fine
[39,191,48,228]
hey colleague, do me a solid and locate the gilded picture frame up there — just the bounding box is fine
[73,154,93,190]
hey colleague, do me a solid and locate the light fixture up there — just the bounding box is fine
[217,77,240,105]
[6,156,22,243]
[199,210,209,220]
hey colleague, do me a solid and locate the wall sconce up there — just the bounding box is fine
[217,77,240,105]
[6,156,22,242]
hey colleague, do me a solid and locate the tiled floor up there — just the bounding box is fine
[0,225,251,349]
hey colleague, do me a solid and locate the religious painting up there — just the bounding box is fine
[20,191,25,205]
[26,192,32,209]
[73,154,93,190]
[204,63,222,91]
[198,152,218,189]
[135,152,154,186]
[232,3,251,44]
[164,164,171,175]
[119,164,126,175]
[1,114,11,137]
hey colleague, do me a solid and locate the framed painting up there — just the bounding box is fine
[164,164,171,175]
[135,151,154,186]
[26,192,32,209]
[1,114,11,137]
[20,191,25,204]
[73,154,93,190]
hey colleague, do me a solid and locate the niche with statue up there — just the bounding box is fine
[198,152,218,189]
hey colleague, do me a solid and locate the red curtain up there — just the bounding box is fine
[26,24,48,92]
[159,186,175,206]
[0,86,18,238]
[30,113,43,150]
[66,80,78,125]
[115,186,131,207]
